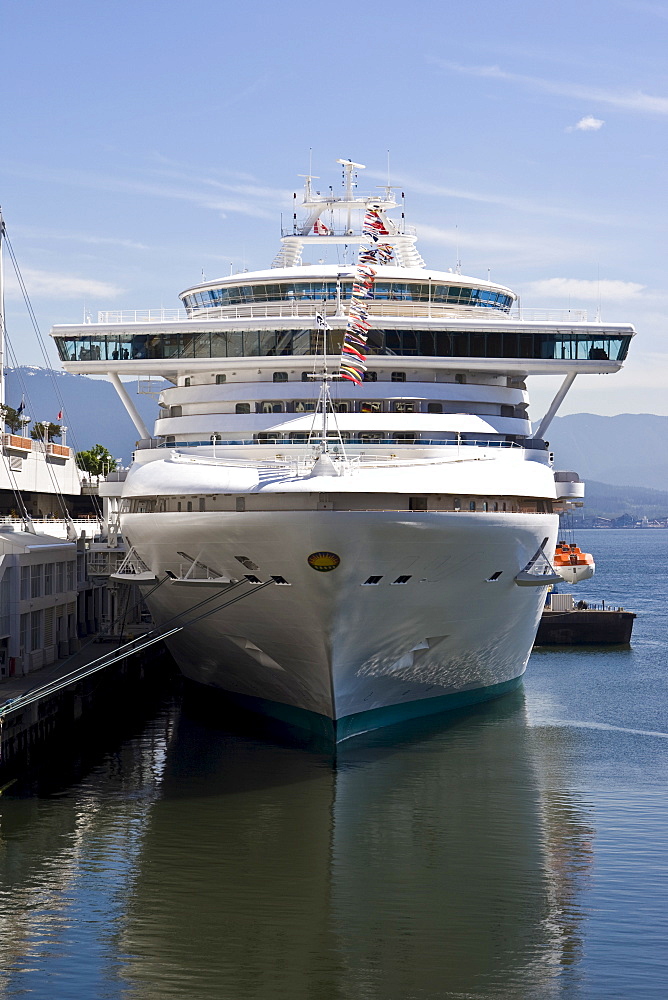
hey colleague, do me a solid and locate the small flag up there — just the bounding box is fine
[17,399,25,415]
[57,410,63,421]
[313,218,330,235]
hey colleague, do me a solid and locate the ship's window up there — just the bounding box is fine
[301,372,312,381]
[165,436,175,446]
[360,433,383,443]
[393,401,417,413]
[493,501,499,512]
[500,405,514,417]
[271,575,291,585]
[245,574,262,584]
[333,402,349,412]
[427,402,443,413]
[184,377,191,387]
[455,374,466,384]
[199,498,205,511]
[360,401,382,413]
[273,372,288,382]
[187,501,192,512]
[454,498,461,510]
[170,405,182,417]
[391,371,406,382]
[215,374,226,384]
[409,497,428,511]
[487,571,502,582]
[256,433,281,442]
[177,502,182,512]
[294,401,316,412]
[236,498,246,511]
[362,576,383,585]
[469,501,476,511]
[394,433,418,443]
[502,502,507,512]
[391,575,412,585]
[260,402,284,413]
[482,501,488,511]
[290,433,309,441]
[236,403,251,414]
[364,371,378,382]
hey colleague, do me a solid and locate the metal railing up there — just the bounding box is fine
[159,437,522,450]
[94,305,591,325]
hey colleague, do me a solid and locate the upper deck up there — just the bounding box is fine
[49,159,635,381]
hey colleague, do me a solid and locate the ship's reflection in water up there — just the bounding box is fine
[0,690,594,1000]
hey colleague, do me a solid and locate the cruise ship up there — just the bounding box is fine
[50,160,634,740]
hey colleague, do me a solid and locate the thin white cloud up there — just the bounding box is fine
[12,226,149,250]
[365,168,625,227]
[429,58,668,115]
[415,222,598,268]
[5,268,123,300]
[524,278,645,301]
[567,115,605,131]
[1,164,283,221]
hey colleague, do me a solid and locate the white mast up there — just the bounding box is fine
[0,208,5,408]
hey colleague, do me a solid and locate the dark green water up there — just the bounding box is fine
[0,530,666,999]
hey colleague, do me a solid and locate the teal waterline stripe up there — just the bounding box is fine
[220,676,524,744]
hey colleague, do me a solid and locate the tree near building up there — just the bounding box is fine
[31,421,62,442]
[0,404,24,434]
[76,444,118,478]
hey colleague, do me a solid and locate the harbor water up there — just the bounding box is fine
[0,529,666,999]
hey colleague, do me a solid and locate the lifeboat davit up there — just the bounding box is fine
[553,541,595,584]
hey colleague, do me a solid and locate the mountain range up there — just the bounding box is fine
[3,368,667,515]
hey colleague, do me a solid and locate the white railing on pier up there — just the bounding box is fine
[0,517,103,539]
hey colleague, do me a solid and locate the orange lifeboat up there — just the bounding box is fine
[553,541,595,584]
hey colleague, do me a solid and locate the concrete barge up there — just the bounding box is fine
[535,593,636,646]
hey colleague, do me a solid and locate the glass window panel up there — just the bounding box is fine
[226,332,243,358]
[291,330,311,355]
[275,331,294,355]
[259,331,278,355]
[243,331,260,356]
[179,333,195,358]
[402,332,418,355]
[210,333,228,357]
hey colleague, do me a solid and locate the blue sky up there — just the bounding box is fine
[2,0,667,418]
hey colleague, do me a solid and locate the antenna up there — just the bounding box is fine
[596,263,601,321]
[386,149,391,187]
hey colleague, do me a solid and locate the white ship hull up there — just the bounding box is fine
[124,509,558,739]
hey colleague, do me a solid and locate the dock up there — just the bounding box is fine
[0,633,174,776]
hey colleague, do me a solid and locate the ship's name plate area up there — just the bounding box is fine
[308,552,341,572]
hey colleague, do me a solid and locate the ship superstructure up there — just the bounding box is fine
[50,160,634,739]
